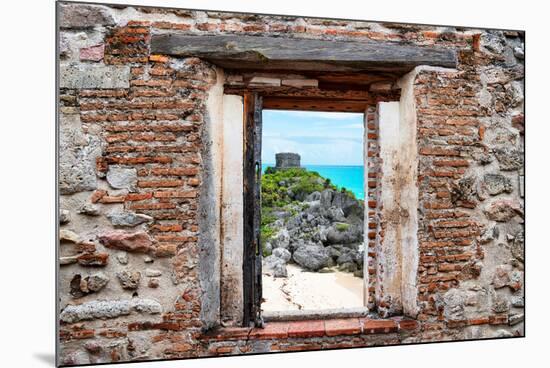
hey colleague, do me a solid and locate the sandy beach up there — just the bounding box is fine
[262,263,364,312]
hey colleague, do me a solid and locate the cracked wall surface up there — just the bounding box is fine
[57,2,524,365]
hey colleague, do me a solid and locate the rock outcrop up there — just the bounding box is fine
[261,168,365,278]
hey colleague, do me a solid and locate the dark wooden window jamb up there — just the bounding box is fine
[243,92,263,327]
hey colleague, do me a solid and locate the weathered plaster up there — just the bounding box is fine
[198,66,225,329]
[397,70,420,318]
[220,94,245,326]
[376,101,404,315]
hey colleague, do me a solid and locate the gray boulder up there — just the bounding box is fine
[263,255,288,278]
[339,262,357,272]
[331,191,361,216]
[320,189,334,209]
[272,210,291,220]
[293,244,330,271]
[271,228,290,249]
[286,216,302,230]
[324,207,346,222]
[337,251,355,265]
[305,200,321,214]
[326,223,362,244]
[306,191,321,201]
[263,241,273,256]
[272,247,291,262]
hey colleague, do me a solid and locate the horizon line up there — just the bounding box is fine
[263,163,364,167]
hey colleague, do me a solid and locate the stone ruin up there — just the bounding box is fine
[275,152,301,169]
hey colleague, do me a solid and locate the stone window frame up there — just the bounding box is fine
[252,94,372,324]
[209,69,423,326]
[150,32,458,327]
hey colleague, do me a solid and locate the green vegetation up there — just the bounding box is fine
[260,167,359,254]
[262,168,335,208]
[335,222,350,232]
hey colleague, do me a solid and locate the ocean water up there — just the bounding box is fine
[262,164,364,200]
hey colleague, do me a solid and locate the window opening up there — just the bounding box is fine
[259,109,366,314]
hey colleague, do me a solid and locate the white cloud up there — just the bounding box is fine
[264,110,364,120]
[262,110,364,165]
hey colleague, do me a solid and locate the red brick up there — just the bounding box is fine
[324,318,361,336]
[153,21,191,31]
[196,23,218,31]
[99,195,126,204]
[130,202,177,210]
[138,180,184,188]
[433,159,469,167]
[361,319,398,334]
[168,343,193,353]
[155,235,197,242]
[98,329,127,338]
[468,317,490,326]
[472,33,481,51]
[149,54,169,63]
[287,320,325,338]
[150,224,183,232]
[153,243,178,257]
[153,190,197,198]
[60,329,95,341]
[398,319,420,331]
[433,220,474,228]
[249,322,289,339]
[490,315,509,325]
[478,125,486,140]
[76,253,109,266]
[151,167,198,176]
[90,190,107,203]
[106,156,173,165]
[188,178,201,186]
[125,193,153,201]
[128,321,181,331]
[215,346,234,354]
[420,147,461,156]
[202,327,250,341]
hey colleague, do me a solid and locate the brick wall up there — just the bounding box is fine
[58,2,524,365]
[413,43,524,336]
[365,105,380,310]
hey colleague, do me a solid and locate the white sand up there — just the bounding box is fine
[262,263,364,312]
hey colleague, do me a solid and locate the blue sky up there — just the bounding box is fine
[262,110,364,166]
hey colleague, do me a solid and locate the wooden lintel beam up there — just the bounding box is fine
[224,85,372,101]
[151,34,457,73]
[262,97,368,113]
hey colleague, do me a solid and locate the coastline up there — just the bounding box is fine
[262,164,365,200]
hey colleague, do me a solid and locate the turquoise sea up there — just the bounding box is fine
[262,164,364,200]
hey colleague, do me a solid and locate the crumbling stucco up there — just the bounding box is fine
[220,93,245,325]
